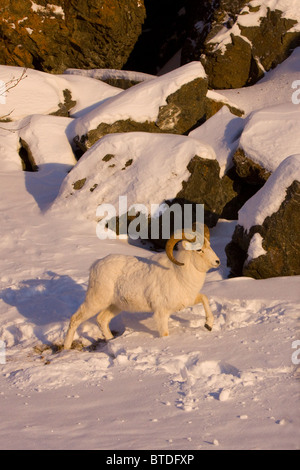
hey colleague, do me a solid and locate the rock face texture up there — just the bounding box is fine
[0,0,146,73]
[176,157,240,227]
[226,155,300,279]
[233,148,271,185]
[182,0,300,88]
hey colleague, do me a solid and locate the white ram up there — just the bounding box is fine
[64,225,220,349]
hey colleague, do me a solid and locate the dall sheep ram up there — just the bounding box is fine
[64,225,220,349]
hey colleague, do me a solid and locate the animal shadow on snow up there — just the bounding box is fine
[0,271,86,343]
[0,271,157,346]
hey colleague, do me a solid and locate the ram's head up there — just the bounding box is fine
[165,224,220,268]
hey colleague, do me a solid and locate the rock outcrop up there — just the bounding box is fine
[0,0,146,73]
[182,0,300,89]
[226,155,300,279]
[72,62,208,152]
[52,132,243,234]
[176,157,241,227]
[233,103,300,185]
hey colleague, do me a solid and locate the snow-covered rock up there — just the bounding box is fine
[217,46,300,115]
[17,114,76,170]
[0,65,121,121]
[182,0,300,89]
[0,114,76,171]
[233,103,300,184]
[52,130,256,231]
[71,62,208,151]
[52,132,215,219]
[226,154,300,278]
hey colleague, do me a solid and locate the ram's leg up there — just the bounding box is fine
[97,305,121,341]
[153,310,171,337]
[64,301,100,349]
[194,293,214,331]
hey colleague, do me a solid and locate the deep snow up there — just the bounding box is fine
[0,48,299,450]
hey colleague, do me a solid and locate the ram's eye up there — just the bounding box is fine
[197,248,204,253]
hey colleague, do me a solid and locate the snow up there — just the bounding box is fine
[58,74,122,118]
[0,66,65,120]
[64,68,155,84]
[52,132,215,220]
[239,104,300,172]
[18,114,76,168]
[30,2,65,19]
[189,106,244,177]
[246,233,267,262]
[0,50,299,450]
[0,66,121,121]
[238,154,300,232]
[0,124,21,171]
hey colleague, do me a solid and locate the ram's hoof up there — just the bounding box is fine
[204,323,212,331]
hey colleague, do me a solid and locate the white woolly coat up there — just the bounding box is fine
[86,246,210,315]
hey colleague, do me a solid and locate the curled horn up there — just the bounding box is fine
[165,231,196,266]
[166,224,211,266]
[204,224,210,241]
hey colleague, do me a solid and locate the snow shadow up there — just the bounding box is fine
[113,311,158,338]
[0,271,85,328]
[223,115,244,144]
[24,163,72,211]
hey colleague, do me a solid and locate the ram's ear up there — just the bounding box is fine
[165,232,196,266]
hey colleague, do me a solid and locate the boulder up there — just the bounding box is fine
[72,62,208,151]
[188,106,261,222]
[226,155,300,279]
[0,0,146,73]
[0,114,75,172]
[176,156,240,227]
[0,114,77,209]
[17,114,76,170]
[0,65,121,121]
[233,148,271,185]
[182,0,300,89]
[52,132,244,237]
[233,103,300,185]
